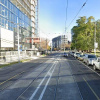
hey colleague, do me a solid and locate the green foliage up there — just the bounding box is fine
[71,16,99,51]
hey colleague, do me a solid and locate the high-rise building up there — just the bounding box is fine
[52,35,68,50]
[0,0,38,50]
[71,29,74,42]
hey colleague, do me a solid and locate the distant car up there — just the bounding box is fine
[93,57,100,70]
[74,52,81,58]
[63,52,68,57]
[71,52,75,56]
[83,54,97,65]
[78,54,85,61]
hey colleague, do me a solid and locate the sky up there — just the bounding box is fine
[39,0,100,41]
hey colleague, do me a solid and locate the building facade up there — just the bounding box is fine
[52,35,68,50]
[71,29,74,42]
[0,0,37,50]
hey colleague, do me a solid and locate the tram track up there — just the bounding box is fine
[0,56,53,92]
[16,57,58,100]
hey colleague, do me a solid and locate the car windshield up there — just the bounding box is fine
[80,55,83,57]
[88,55,96,58]
[76,53,80,55]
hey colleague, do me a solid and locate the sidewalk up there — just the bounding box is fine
[0,55,46,67]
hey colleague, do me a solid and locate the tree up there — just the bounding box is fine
[71,16,95,52]
[40,38,50,50]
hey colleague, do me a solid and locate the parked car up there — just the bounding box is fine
[83,54,97,65]
[63,52,68,57]
[93,57,100,70]
[74,52,81,58]
[78,54,85,61]
[71,52,75,56]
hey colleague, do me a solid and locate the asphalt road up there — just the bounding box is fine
[0,52,100,100]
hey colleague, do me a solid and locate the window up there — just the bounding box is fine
[5,19,8,29]
[11,13,14,22]
[0,17,1,25]
[88,55,97,58]
[5,0,8,7]
[8,11,11,21]
[2,18,5,27]
[1,6,5,16]
[0,4,1,15]
[1,0,4,5]
[8,1,11,10]
[8,21,11,30]
[5,8,8,19]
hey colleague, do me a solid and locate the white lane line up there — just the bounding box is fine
[38,62,56,100]
[78,60,100,77]
[29,61,57,100]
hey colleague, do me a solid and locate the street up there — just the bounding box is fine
[0,53,100,100]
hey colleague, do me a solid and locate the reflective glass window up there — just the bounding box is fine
[11,23,14,31]
[1,6,5,16]
[8,1,11,10]
[5,8,8,19]
[5,0,8,7]
[8,11,11,21]
[19,11,21,19]
[13,6,16,14]
[5,19,8,29]
[16,8,18,16]
[0,4,1,15]
[8,21,11,30]
[2,18,4,27]
[1,0,4,5]
[0,17,1,25]
[11,13,14,22]
[11,4,14,12]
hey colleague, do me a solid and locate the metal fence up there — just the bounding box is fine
[0,50,39,64]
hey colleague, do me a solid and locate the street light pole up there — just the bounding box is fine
[17,17,20,62]
[94,21,96,55]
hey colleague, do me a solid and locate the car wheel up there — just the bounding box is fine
[83,60,85,63]
[93,65,96,70]
[87,62,89,66]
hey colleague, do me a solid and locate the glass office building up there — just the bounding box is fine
[0,0,33,50]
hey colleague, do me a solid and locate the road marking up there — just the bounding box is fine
[0,71,25,86]
[83,77,100,100]
[68,60,83,100]
[38,63,56,100]
[29,61,57,100]
[73,59,100,100]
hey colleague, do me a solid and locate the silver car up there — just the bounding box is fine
[74,52,81,58]
[83,54,97,65]
[63,52,68,57]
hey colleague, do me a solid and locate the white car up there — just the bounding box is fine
[74,52,81,58]
[83,54,97,65]
[93,57,100,70]
[63,52,68,57]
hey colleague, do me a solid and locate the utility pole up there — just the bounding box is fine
[17,17,20,62]
[94,21,96,55]
[46,38,47,54]
[64,35,65,52]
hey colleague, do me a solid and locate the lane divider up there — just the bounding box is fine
[38,62,56,100]
[29,60,57,100]
[83,77,100,100]
[0,71,25,86]
[72,58,100,100]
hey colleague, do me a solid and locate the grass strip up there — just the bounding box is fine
[0,62,18,68]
